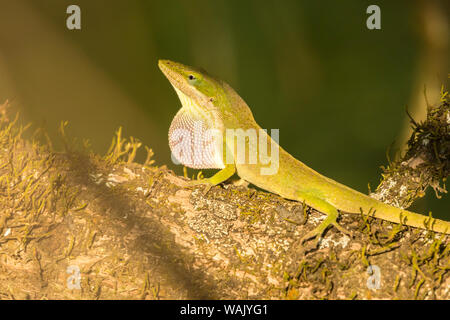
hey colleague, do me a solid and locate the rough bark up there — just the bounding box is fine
[0,102,448,300]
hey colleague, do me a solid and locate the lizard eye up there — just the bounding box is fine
[188,75,195,80]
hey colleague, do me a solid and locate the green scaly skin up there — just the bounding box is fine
[158,59,450,243]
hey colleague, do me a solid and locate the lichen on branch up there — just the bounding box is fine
[0,100,448,300]
[371,86,450,210]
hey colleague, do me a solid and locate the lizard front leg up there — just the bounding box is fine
[188,163,236,186]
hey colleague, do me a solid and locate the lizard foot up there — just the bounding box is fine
[187,178,214,195]
[297,194,353,245]
[300,218,353,245]
[185,164,236,194]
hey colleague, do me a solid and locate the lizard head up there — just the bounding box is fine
[158,59,255,128]
[159,59,228,169]
[158,59,226,112]
[159,59,259,170]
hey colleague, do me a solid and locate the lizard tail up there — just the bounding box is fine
[369,201,450,235]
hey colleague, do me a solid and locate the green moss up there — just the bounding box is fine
[372,86,450,208]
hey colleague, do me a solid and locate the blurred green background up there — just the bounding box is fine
[0,0,448,218]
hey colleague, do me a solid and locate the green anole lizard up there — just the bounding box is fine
[159,59,450,243]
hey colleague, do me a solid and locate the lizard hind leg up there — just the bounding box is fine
[297,193,352,245]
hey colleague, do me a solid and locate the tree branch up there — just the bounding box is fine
[0,100,448,300]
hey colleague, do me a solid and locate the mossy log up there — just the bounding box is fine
[0,99,448,300]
